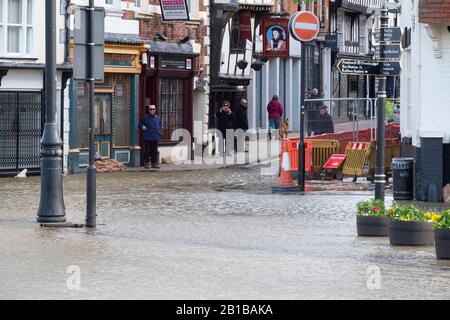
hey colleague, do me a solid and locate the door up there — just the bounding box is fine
[94,93,112,159]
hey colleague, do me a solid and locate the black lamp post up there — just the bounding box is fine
[37,0,66,223]
[374,5,389,201]
[86,0,97,228]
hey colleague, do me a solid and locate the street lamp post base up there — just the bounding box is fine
[37,216,67,223]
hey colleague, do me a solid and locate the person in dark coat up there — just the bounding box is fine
[138,105,163,169]
[307,88,321,136]
[215,100,236,156]
[267,95,283,140]
[315,105,334,135]
[235,99,249,152]
[235,99,249,131]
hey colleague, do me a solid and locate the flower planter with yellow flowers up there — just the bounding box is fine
[434,210,450,260]
[356,199,389,237]
[386,204,439,246]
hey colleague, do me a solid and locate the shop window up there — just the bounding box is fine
[113,75,130,147]
[158,78,184,141]
[77,74,130,149]
[94,94,111,135]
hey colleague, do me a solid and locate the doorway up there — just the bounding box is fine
[94,93,112,159]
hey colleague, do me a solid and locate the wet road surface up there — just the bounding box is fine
[0,165,449,299]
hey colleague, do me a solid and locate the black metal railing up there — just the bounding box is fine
[0,91,43,174]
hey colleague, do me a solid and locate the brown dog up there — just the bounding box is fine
[279,118,289,139]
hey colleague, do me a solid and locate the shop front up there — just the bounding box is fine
[140,42,198,163]
[69,41,147,172]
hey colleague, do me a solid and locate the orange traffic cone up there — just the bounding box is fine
[272,139,298,193]
[279,140,294,186]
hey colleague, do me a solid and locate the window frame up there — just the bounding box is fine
[103,0,121,11]
[0,0,34,58]
[158,78,185,141]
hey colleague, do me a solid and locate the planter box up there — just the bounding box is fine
[356,215,389,237]
[389,220,434,246]
[435,229,450,259]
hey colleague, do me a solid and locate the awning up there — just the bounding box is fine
[148,41,199,56]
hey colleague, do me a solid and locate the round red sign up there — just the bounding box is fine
[289,11,320,42]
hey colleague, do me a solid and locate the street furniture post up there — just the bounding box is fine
[37,0,66,223]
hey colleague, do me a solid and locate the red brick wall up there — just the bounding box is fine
[419,0,450,24]
[123,0,135,20]
[138,2,206,74]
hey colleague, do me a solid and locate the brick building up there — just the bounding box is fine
[134,0,210,161]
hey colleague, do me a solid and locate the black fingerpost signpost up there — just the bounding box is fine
[73,1,105,229]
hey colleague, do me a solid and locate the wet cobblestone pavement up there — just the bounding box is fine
[1,164,449,299]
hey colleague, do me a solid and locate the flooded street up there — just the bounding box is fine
[0,165,449,299]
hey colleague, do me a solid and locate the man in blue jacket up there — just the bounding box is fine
[139,105,163,169]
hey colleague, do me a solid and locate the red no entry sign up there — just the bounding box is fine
[289,11,320,42]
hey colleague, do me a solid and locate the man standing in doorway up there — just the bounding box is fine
[267,95,283,140]
[235,99,249,152]
[215,101,236,156]
[139,105,163,169]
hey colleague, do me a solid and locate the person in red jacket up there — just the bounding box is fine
[267,95,283,140]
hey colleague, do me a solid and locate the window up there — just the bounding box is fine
[0,0,33,56]
[158,79,184,141]
[113,75,130,146]
[230,14,245,52]
[134,0,141,8]
[105,0,122,8]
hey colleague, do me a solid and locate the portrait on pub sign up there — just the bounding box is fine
[262,18,289,58]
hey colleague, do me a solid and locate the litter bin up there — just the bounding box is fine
[392,157,414,200]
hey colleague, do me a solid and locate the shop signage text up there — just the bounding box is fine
[104,54,135,67]
[160,57,193,70]
[159,0,189,21]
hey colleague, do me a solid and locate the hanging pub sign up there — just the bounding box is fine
[159,0,189,21]
[239,11,252,42]
[262,17,290,58]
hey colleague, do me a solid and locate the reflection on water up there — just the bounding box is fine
[0,166,449,299]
